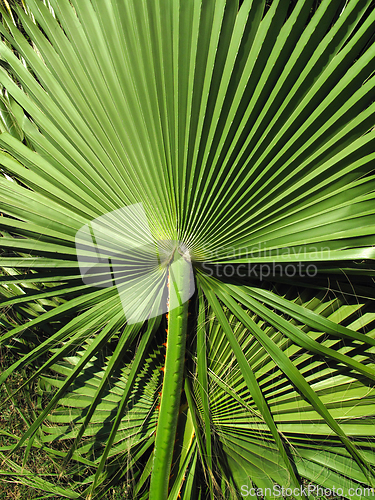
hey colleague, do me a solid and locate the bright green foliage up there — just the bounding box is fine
[0,1,375,499]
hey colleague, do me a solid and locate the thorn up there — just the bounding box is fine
[162,342,167,348]
[165,328,168,334]
[160,366,165,372]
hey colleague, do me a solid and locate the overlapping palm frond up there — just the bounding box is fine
[0,0,375,499]
[194,277,375,496]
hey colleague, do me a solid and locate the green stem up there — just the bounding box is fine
[149,250,190,500]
